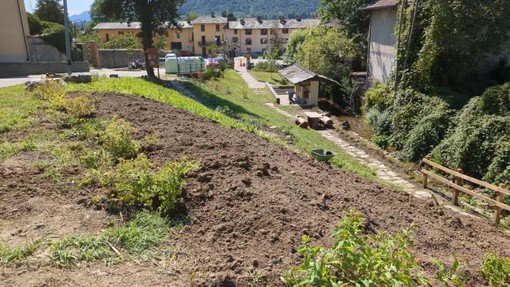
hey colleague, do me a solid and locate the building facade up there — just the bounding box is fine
[362,0,398,83]
[93,15,321,57]
[0,0,30,62]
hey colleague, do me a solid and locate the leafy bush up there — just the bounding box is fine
[99,115,140,159]
[93,154,199,213]
[480,83,510,116]
[372,134,390,150]
[101,33,141,50]
[282,210,464,286]
[252,60,279,72]
[27,13,42,35]
[63,94,97,118]
[480,251,510,287]
[30,79,67,110]
[364,107,392,136]
[364,82,394,110]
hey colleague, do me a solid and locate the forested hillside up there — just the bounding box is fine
[178,0,320,18]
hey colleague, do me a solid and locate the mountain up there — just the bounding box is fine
[178,0,320,19]
[69,11,91,22]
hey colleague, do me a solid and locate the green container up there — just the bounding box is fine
[311,149,336,162]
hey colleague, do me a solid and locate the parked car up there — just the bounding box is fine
[205,58,220,68]
[165,53,177,59]
[179,50,193,57]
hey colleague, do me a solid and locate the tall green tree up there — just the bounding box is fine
[96,0,186,77]
[34,0,64,24]
[318,0,371,48]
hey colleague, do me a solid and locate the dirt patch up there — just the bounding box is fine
[1,91,509,286]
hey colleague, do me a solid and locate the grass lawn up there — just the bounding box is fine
[249,70,286,85]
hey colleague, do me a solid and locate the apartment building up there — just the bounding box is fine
[92,15,320,57]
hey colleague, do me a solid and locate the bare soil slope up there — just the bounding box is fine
[1,92,509,286]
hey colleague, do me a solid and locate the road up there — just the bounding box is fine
[0,68,166,88]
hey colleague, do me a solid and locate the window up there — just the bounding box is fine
[201,24,205,32]
[245,29,252,35]
[282,28,289,34]
[105,33,110,41]
[171,42,182,49]
[216,24,220,32]
[245,38,252,45]
[176,32,180,39]
[232,37,239,43]
[234,29,238,34]
[261,38,267,44]
[261,29,267,35]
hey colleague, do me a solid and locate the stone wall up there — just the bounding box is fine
[98,49,144,68]
[27,37,66,62]
[0,62,89,78]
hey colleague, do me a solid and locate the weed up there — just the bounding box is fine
[480,251,510,286]
[31,79,67,110]
[64,93,96,118]
[0,240,42,264]
[282,210,464,287]
[93,154,199,213]
[49,211,175,267]
[0,139,36,161]
[99,115,140,159]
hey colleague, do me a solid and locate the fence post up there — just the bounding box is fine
[452,168,463,206]
[423,155,430,188]
[492,184,506,225]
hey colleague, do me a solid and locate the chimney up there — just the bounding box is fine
[257,16,262,24]
[295,15,301,22]
[279,16,286,24]
[211,11,215,18]
[240,18,245,25]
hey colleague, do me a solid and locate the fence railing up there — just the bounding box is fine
[421,156,510,225]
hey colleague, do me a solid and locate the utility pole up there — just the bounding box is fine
[63,0,72,76]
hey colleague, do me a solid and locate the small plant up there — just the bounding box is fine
[0,240,42,264]
[480,251,510,286]
[93,154,199,213]
[99,115,140,159]
[30,79,67,110]
[282,210,465,287]
[63,93,97,119]
[50,211,174,267]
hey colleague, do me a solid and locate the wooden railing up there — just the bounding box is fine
[422,156,510,225]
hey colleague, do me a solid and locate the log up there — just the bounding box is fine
[320,116,334,128]
[295,116,308,128]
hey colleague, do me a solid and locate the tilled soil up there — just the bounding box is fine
[1,91,510,286]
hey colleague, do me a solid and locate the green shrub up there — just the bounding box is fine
[364,82,394,110]
[364,107,392,136]
[31,79,67,110]
[252,60,279,72]
[282,210,464,286]
[94,154,199,213]
[480,83,510,116]
[372,134,391,150]
[64,94,97,118]
[480,252,510,287]
[99,115,140,159]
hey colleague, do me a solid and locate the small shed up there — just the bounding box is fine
[279,64,340,106]
[165,56,205,75]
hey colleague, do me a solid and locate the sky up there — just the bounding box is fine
[24,0,94,16]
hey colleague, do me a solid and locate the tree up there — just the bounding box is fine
[102,33,141,49]
[97,0,186,77]
[34,0,64,24]
[318,0,371,59]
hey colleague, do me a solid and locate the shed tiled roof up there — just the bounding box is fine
[279,64,340,86]
[92,21,192,30]
[191,16,227,24]
[360,0,398,10]
[228,18,320,30]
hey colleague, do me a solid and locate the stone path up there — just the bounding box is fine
[233,57,267,89]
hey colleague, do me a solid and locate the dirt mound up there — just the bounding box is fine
[2,92,510,286]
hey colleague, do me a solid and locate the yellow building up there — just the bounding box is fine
[0,0,30,62]
[190,15,227,56]
[93,21,194,53]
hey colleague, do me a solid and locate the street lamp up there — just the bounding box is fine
[72,20,86,61]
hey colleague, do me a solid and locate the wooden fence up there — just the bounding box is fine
[421,156,510,225]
